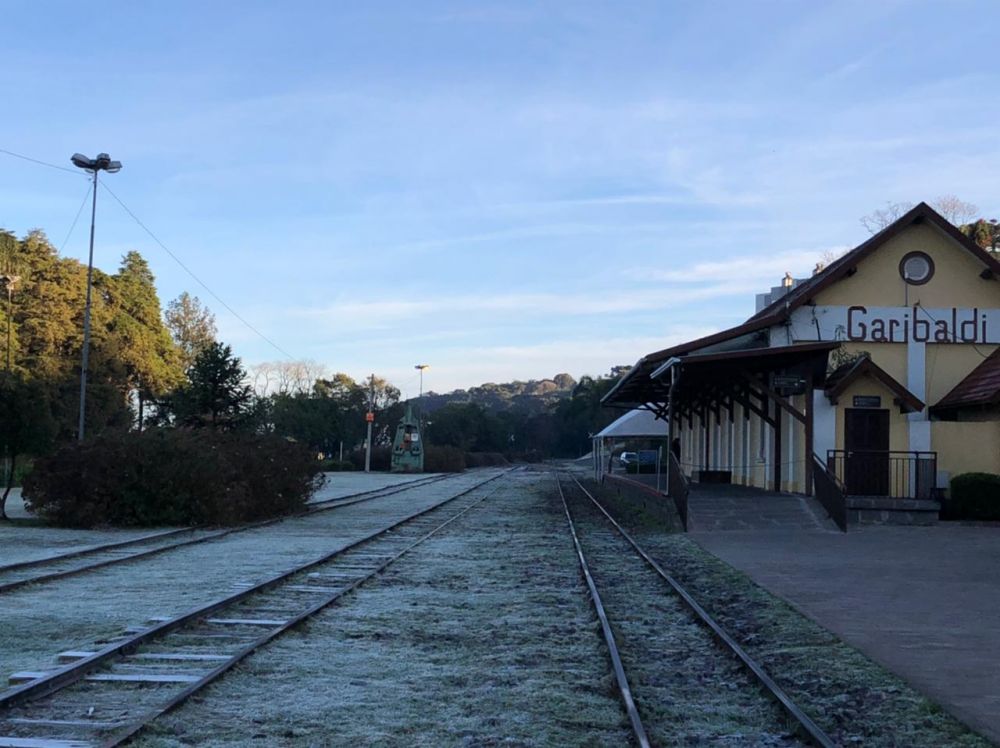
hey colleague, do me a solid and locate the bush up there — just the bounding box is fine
[23,429,323,528]
[348,446,390,472]
[425,445,466,473]
[10,457,34,487]
[319,459,355,472]
[465,452,509,468]
[943,473,1000,521]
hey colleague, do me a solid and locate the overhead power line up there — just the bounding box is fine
[59,184,94,253]
[99,180,295,360]
[1,145,296,361]
[0,147,85,176]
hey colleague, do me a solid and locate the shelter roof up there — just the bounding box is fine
[593,408,668,438]
[825,355,925,413]
[933,349,1000,412]
[604,342,838,409]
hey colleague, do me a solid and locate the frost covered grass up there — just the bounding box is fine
[132,472,631,747]
[308,471,441,503]
[0,522,186,568]
[0,472,440,570]
[0,471,501,681]
[585,478,991,748]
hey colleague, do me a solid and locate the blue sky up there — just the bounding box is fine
[2,1,999,397]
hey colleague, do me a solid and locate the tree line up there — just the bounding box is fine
[0,226,626,518]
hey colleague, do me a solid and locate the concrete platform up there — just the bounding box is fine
[688,483,839,533]
[695,519,1000,742]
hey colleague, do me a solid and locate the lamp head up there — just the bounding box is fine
[71,153,93,170]
[70,152,122,173]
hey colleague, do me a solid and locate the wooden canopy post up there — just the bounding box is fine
[773,398,782,492]
[805,381,814,496]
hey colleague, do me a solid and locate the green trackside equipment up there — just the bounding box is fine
[391,403,424,473]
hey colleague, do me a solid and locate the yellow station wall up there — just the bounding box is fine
[932,421,1000,479]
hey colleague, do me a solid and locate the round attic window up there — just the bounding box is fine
[899,251,934,285]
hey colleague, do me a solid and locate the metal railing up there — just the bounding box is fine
[667,452,689,531]
[826,450,937,500]
[812,455,848,532]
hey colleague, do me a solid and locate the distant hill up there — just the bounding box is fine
[417,373,578,415]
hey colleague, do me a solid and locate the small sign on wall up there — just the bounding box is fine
[853,395,882,408]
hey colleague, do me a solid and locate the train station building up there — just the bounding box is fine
[603,202,1000,522]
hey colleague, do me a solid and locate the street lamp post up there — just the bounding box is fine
[414,364,429,400]
[414,364,429,430]
[70,152,122,441]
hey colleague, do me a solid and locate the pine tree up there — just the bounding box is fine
[171,342,254,430]
[110,252,184,427]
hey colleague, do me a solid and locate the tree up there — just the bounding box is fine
[426,403,504,452]
[0,373,57,519]
[961,218,1000,251]
[165,292,217,370]
[170,342,254,430]
[269,392,342,455]
[110,252,184,427]
[250,360,327,397]
[933,195,978,226]
[860,201,914,234]
[861,196,980,234]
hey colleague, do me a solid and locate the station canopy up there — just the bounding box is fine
[603,341,840,415]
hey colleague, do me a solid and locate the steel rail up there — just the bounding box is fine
[101,478,507,746]
[556,478,651,748]
[0,468,510,711]
[569,475,836,748]
[0,473,455,594]
[0,527,195,575]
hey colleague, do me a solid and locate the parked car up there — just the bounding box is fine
[618,451,638,467]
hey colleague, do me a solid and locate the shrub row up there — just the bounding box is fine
[424,445,466,473]
[465,452,509,468]
[943,472,1000,521]
[318,459,355,472]
[23,429,323,528]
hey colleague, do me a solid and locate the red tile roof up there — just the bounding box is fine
[934,349,1000,411]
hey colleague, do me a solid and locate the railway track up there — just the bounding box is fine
[0,473,454,594]
[0,469,511,747]
[557,475,835,748]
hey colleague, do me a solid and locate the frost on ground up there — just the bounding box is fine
[0,471,436,570]
[308,471,440,503]
[0,471,500,680]
[584,479,990,748]
[133,472,631,747]
[0,522,185,568]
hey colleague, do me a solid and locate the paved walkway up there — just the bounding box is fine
[694,510,1000,742]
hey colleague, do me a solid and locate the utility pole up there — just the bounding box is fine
[0,272,17,493]
[364,373,375,473]
[70,152,122,441]
[0,273,18,375]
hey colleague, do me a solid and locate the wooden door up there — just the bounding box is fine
[845,408,890,496]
